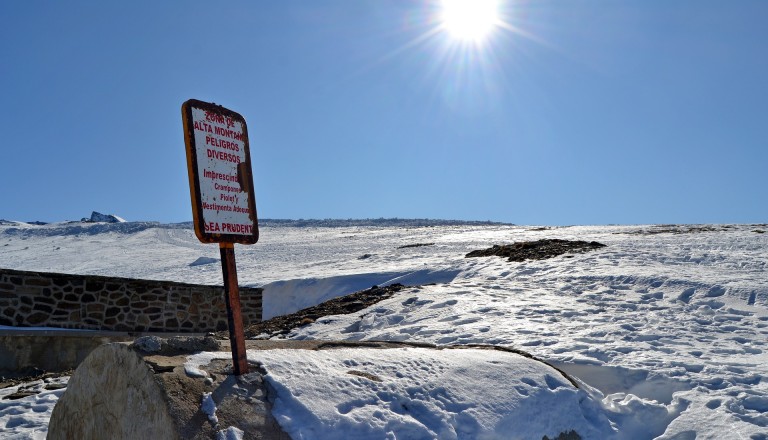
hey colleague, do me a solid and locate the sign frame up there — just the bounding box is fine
[181,99,259,245]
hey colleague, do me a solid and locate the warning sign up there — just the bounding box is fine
[182,99,259,244]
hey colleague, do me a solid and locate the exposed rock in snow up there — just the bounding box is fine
[83,211,126,223]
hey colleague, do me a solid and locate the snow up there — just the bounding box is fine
[262,269,460,319]
[189,256,220,267]
[0,377,68,440]
[185,348,613,439]
[1,220,767,438]
[201,392,219,425]
[216,426,244,440]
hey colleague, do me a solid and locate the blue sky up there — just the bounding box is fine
[1,1,766,225]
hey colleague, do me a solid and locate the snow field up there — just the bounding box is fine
[0,377,68,440]
[1,221,767,438]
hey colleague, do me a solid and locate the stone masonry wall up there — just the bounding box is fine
[0,268,262,333]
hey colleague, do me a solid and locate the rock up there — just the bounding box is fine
[131,336,221,356]
[48,342,290,440]
[132,336,163,353]
[466,239,606,262]
[86,211,126,223]
[47,344,177,440]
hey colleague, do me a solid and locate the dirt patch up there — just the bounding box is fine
[466,239,606,262]
[237,284,409,339]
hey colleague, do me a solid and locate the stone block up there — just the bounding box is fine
[16,287,42,296]
[25,277,52,287]
[33,303,53,313]
[87,304,105,313]
[27,312,49,325]
[85,280,104,292]
[58,302,80,310]
[52,277,71,287]
[35,295,56,305]
[83,318,100,327]
[87,311,104,321]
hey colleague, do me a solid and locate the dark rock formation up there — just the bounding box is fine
[466,239,606,262]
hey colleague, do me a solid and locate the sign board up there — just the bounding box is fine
[182,99,259,244]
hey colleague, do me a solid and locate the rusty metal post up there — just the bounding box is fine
[219,242,249,375]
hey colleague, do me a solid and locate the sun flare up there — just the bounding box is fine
[439,0,501,43]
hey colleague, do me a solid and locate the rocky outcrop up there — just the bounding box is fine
[83,211,126,223]
[466,239,606,262]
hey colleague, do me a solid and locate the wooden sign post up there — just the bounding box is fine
[181,99,259,375]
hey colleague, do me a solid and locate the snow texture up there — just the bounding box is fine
[1,221,767,439]
[0,377,68,440]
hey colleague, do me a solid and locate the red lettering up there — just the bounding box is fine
[194,121,213,133]
[206,149,241,164]
[205,111,226,125]
[221,223,252,234]
[204,222,221,232]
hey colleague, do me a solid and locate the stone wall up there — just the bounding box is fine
[0,268,262,333]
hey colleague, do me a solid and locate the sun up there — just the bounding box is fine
[439,0,501,43]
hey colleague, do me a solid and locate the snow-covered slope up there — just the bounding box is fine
[1,221,767,439]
